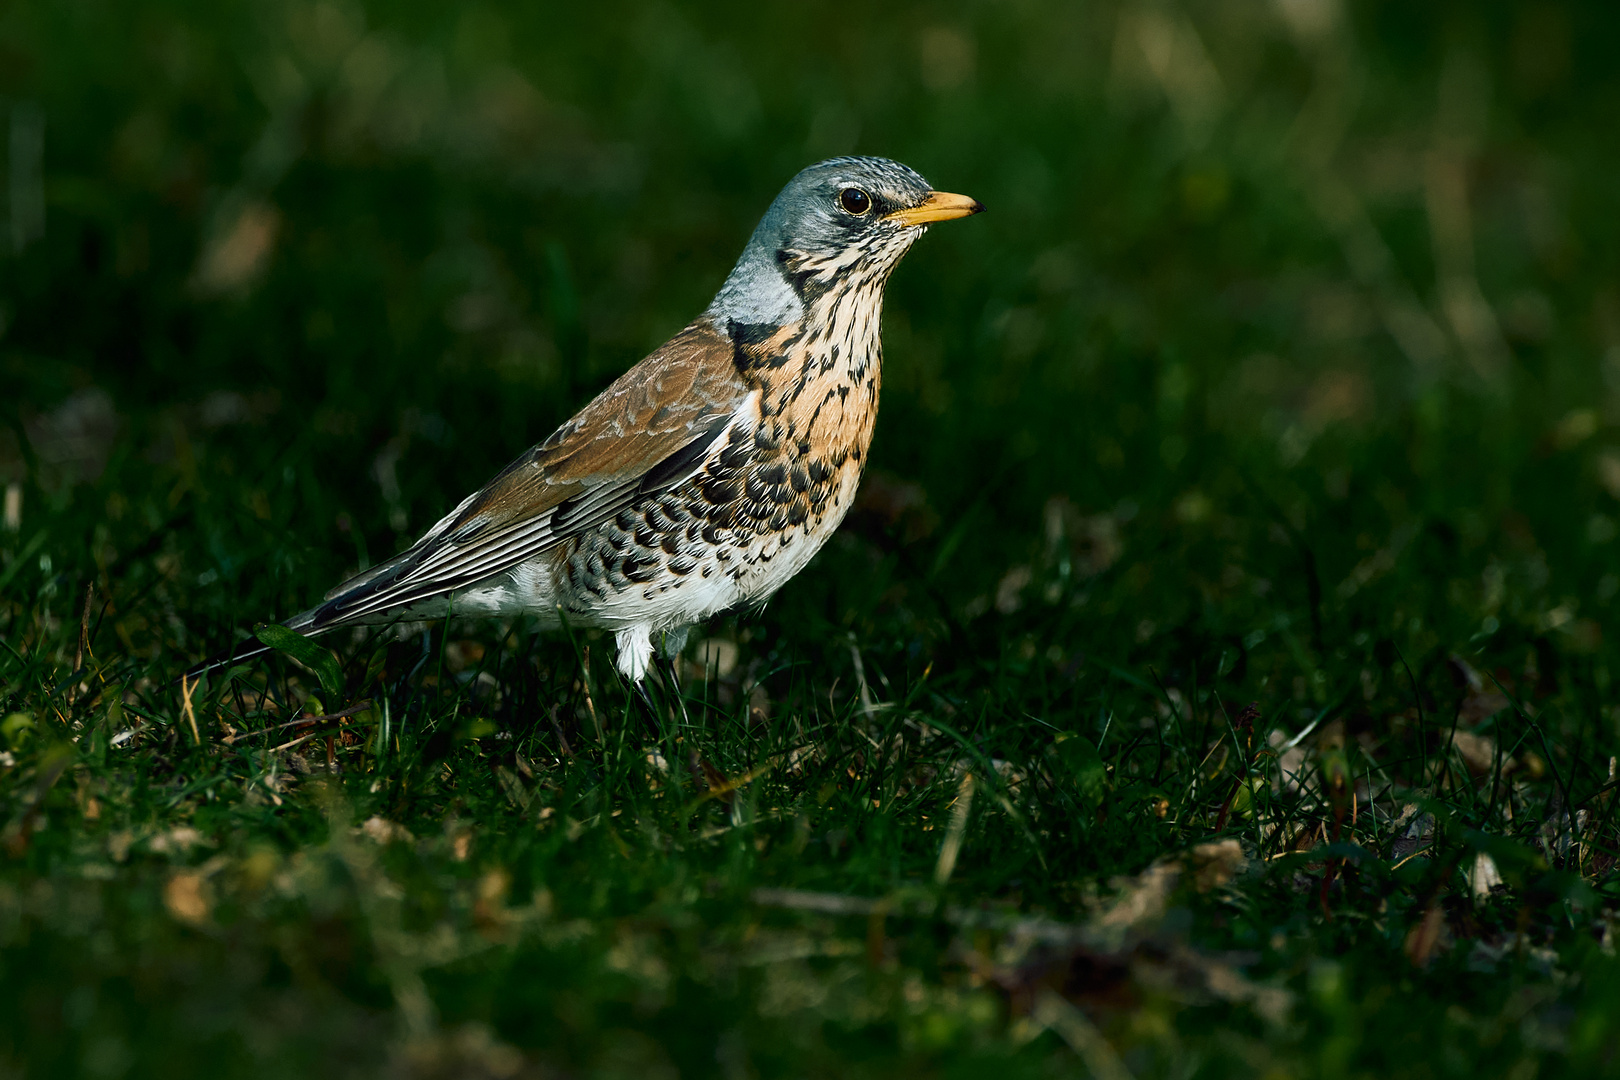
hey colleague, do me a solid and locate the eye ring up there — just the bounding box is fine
[838,187,872,216]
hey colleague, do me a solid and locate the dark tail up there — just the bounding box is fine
[179,545,428,687]
[178,610,322,686]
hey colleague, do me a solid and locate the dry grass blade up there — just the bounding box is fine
[1032,989,1135,1080]
[751,888,883,917]
[256,700,374,736]
[180,673,201,745]
[934,769,976,886]
[1405,904,1447,967]
[267,730,324,755]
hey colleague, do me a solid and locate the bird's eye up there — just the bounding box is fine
[838,187,872,215]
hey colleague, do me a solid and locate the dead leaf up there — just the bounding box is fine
[194,201,281,293]
[1467,853,1504,898]
[995,565,1033,614]
[1404,904,1447,967]
[359,815,415,845]
[1458,692,1511,726]
[1044,496,1124,576]
[1452,730,1514,775]
[1391,807,1434,862]
[1187,839,1247,891]
[148,826,209,855]
[1096,840,1246,934]
[164,872,210,926]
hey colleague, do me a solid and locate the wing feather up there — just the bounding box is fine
[308,319,748,628]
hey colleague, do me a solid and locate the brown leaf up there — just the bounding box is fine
[1452,730,1514,775]
[1404,904,1447,967]
[164,872,211,926]
[1096,840,1246,934]
[359,816,415,845]
[1044,496,1124,576]
[1458,691,1511,727]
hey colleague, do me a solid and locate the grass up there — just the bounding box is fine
[4,0,1620,1075]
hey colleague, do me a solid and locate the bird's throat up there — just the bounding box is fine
[726,277,884,491]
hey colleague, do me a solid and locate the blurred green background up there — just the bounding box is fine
[6,1,1620,1077]
[4,0,1618,650]
[6,0,1620,663]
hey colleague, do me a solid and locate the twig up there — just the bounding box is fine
[548,704,573,757]
[1033,989,1136,1080]
[687,755,782,808]
[71,581,94,706]
[1215,702,1262,833]
[750,888,1093,945]
[267,730,323,754]
[255,700,374,736]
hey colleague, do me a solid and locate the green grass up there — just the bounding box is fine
[5,0,1620,1075]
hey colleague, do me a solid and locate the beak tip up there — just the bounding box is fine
[887,191,986,227]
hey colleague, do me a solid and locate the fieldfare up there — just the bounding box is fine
[192,157,982,684]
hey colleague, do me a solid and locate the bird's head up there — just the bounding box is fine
[708,156,983,326]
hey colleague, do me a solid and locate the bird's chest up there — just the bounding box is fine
[556,351,879,621]
[697,286,885,552]
[697,343,879,581]
[735,376,874,546]
[555,297,885,622]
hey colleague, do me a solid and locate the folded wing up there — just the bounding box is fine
[310,317,749,628]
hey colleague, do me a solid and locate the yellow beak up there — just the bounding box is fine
[884,190,985,227]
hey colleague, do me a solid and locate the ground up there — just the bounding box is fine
[3,1,1620,1077]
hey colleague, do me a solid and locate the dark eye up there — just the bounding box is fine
[838,187,872,215]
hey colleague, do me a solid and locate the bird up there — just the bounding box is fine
[189,157,983,687]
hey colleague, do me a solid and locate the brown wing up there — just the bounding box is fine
[309,318,750,627]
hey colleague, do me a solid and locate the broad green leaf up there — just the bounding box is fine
[1229,776,1266,820]
[254,623,344,702]
[2,712,35,747]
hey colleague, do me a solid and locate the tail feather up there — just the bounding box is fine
[182,545,444,685]
[179,609,323,685]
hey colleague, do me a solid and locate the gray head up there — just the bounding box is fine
[707,156,983,326]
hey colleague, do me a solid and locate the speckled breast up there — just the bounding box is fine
[555,312,882,623]
[555,412,867,619]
